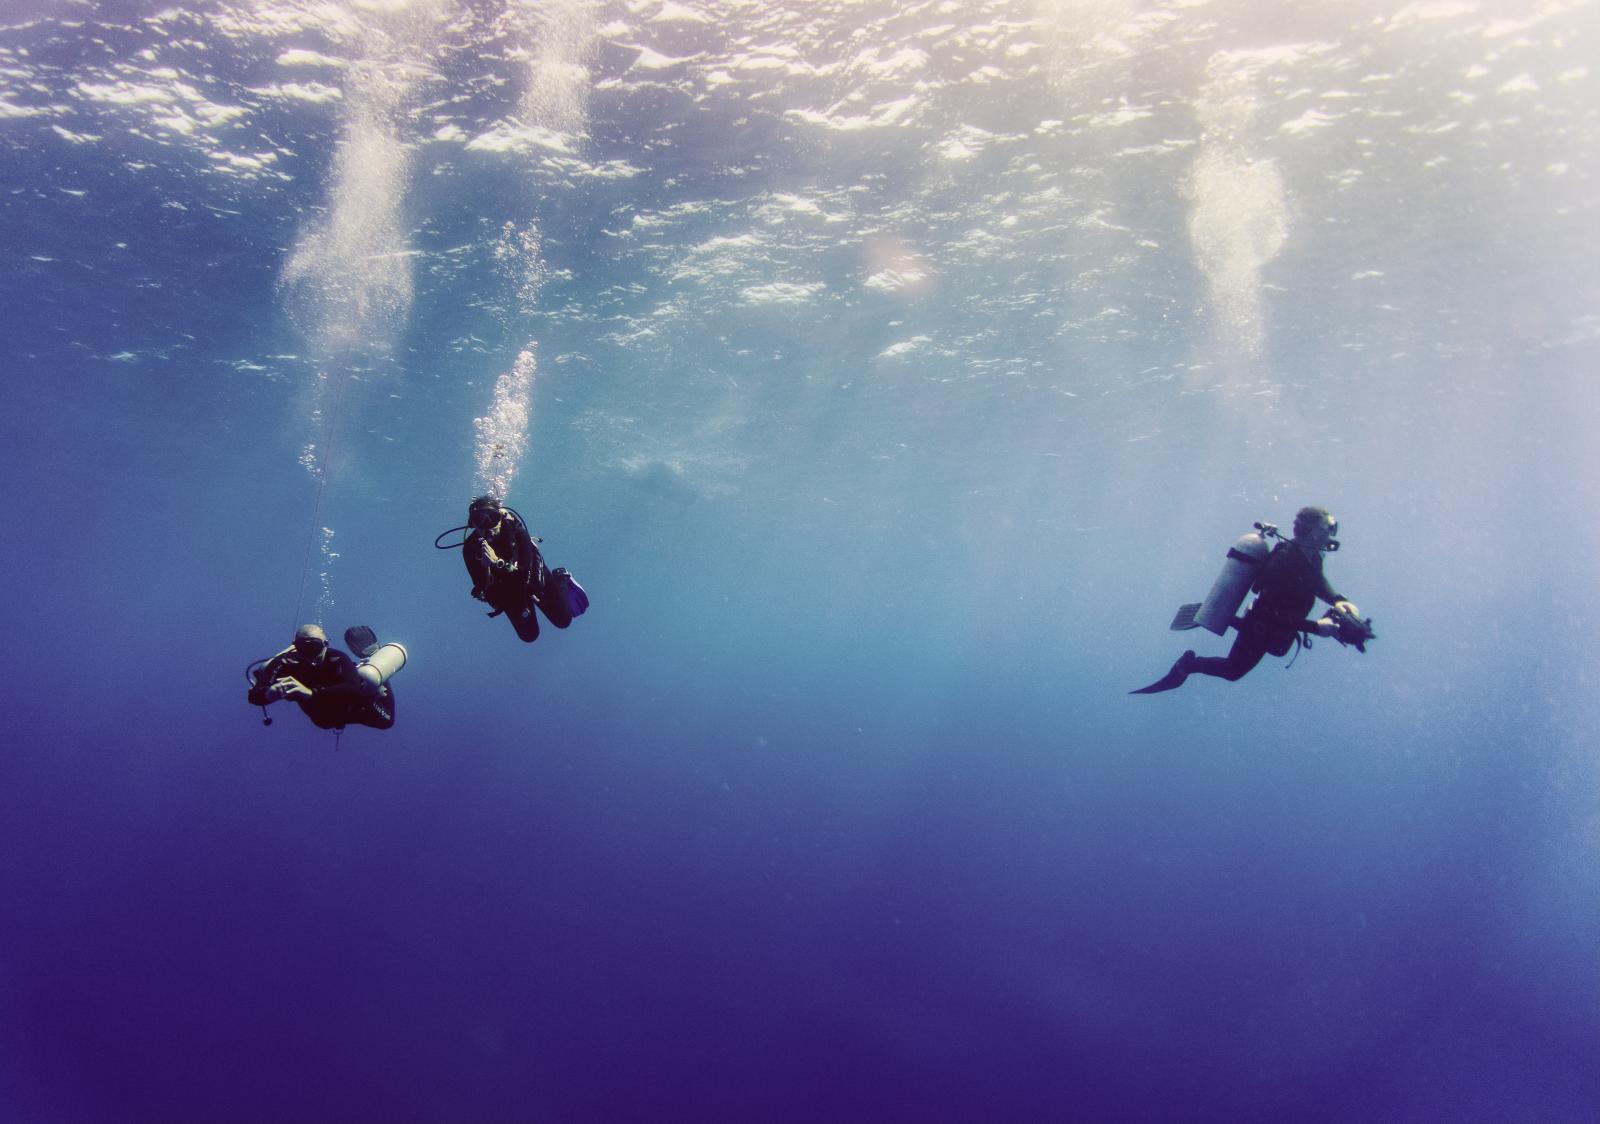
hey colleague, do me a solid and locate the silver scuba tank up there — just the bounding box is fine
[1194,530,1272,635]
[355,642,408,693]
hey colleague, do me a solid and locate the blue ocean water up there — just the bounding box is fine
[2,1,1597,1120]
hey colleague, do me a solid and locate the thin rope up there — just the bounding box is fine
[291,368,351,629]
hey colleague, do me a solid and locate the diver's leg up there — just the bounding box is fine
[301,701,341,729]
[527,544,572,629]
[1189,632,1266,682]
[486,580,539,642]
[507,595,541,642]
[535,575,573,629]
[351,685,396,730]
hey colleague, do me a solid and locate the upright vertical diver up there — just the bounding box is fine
[247,623,404,729]
[1133,506,1376,694]
[460,495,588,643]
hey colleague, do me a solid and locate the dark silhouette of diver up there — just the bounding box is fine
[461,495,588,643]
[247,623,398,729]
[1133,506,1374,694]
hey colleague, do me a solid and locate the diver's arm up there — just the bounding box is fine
[480,536,519,576]
[247,658,285,706]
[1309,566,1351,635]
[464,534,495,595]
[1312,595,1361,638]
[1314,606,1364,638]
[1316,568,1347,609]
[254,659,316,703]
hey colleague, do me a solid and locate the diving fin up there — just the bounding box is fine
[1131,651,1195,695]
[1169,603,1203,631]
[551,568,589,617]
[344,625,380,660]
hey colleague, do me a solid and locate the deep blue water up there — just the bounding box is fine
[2,2,1598,1121]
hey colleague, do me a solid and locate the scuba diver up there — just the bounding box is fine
[451,495,588,643]
[1132,506,1376,694]
[246,624,404,730]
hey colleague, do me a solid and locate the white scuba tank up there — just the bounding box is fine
[1194,531,1272,635]
[355,642,408,692]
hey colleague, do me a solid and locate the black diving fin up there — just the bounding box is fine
[344,625,380,660]
[1169,603,1202,631]
[1130,651,1196,695]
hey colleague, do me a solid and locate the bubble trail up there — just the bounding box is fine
[474,346,537,502]
[275,3,446,621]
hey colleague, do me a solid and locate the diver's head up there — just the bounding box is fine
[468,494,503,532]
[1293,506,1339,550]
[293,623,328,663]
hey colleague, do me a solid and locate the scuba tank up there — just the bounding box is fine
[1192,525,1273,635]
[355,642,408,693]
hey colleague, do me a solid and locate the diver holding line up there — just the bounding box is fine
[1132,506,1376,694]
[246,623,404,730]
[438,495,588,643]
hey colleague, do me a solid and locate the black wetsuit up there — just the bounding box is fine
[248,647,396,730]
[1190,541,1345,682]
[463,513,573,643]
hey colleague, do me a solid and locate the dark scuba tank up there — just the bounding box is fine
[1194,529,1272,635]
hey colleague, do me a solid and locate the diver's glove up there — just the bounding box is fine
[471,585,486,601]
